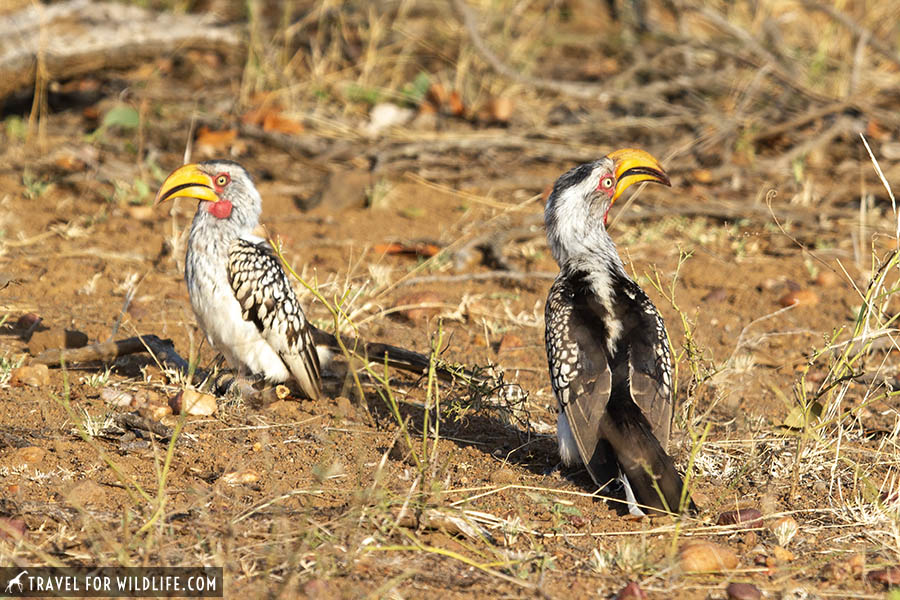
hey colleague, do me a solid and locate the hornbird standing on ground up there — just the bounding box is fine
[154,160,472,399]
[543,149,694,516]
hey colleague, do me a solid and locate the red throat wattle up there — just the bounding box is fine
[208,200,233,219]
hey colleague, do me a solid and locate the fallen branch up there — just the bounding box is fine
[0,0,241,101]
[32,334,193,375]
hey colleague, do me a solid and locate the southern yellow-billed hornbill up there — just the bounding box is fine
[155,160,473,399]
[544,149,695,515]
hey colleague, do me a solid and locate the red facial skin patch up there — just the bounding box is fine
[207,200,233,219]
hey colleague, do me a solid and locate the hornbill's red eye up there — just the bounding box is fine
[600,177,614,190]
[215,174,229,187]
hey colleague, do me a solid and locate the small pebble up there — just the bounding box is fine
[9,364,49,387]
[679,541,739,572]
[725,582,761,600]
[170,389,217,416]
[779,289,818,307]
[717,508,763,529]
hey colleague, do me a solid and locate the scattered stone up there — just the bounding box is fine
[222,469,260,486]
[725,582,761,600]
[867,566,900,587]
[770,545,795,563]
[364,102,414,136]
[139,402,173,421]
[11,446,45,465]
[0,517,26,541]
[701,287,728,303]
[66,480,106,507]
[814,270,840,287]
[679,541,739,573]
[614,581,646,599]
[101,387,134,407]
[392,291,442,323]
[170,389,217,416]
[14,313,40,331]
[778,289,818,307]
[489,467,519,485]
[717,508,763,529]
[477,96,514,124]
[9,364,49,387]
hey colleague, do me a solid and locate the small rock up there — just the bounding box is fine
[702,287,728,303]
[392,291,443,323]
[66,480,106,507]
[725,582,761,600]
[489,467,519,485]
[9,364,49,387]
[778,289,818,307]
[14,313,40,331]
[0,517,26,541]
[11,446,45,465]
[679,541,739,573]
[614,581,646,600]
[478,96,514,124]
[770,545,795,563]
[497,333,525,354]
[101,387,134,407]
[867,566,900,587]
[814,270,840,287]
[170,389,217,416]
[222,469,260,486]
[364,102,414,136]
[139,403,173,421]
[717,508,763,529]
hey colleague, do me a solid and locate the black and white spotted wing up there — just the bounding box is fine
[227,238,322,400]
[545,273,616,486]
[613,275,674,447]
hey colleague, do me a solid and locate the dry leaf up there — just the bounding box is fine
[195,126,237,149]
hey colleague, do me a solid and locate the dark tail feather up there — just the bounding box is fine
[309,326,487,385]
[601,394,696,515]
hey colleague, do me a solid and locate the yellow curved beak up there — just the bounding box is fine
[608,148,671,204]
[154,164,219,206]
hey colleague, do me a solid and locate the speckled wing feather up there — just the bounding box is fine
[545,274,617,488]
[547,269,692,514]
[227,238,322,400]
[614,276,674,447]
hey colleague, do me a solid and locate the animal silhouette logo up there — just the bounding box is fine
[4,570,28,593]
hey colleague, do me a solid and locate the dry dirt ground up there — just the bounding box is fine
[2,1,900,599]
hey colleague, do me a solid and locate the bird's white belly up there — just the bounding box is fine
[192,278,290,382]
